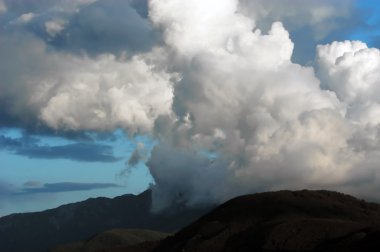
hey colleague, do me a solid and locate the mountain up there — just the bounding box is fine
[3,190,380,252]
[0,190,212,252]
[153,190,380,252]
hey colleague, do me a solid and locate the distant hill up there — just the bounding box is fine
[51,228,170,252]
[0,190,212,252]
[153,190,380,252]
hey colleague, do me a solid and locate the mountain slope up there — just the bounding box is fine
[153,190,380,252]
[51,228,170,252]
[0,190,212,252]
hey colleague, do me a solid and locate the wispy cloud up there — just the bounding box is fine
[17,182,122,194]
[0,135,120,162]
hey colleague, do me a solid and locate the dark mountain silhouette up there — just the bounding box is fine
[0,190,212,252]
[153,190,380,252]
[3,190,380,252]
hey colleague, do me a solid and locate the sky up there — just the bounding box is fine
[0,0,380,216]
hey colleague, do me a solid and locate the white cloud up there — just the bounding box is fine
[146,0,367,210]
[40,53,175,133]
[142,0,380,210]
[150,0,254,57]
[317,41,380,125]
[13,12,36,24]
[0,34,176,134]
[45,19,66,37]
[236,0,356,64]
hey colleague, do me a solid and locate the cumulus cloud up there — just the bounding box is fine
[150,0,255,57]
[317,40,380,130]
[316,41,380,179]
[45,19,66,38]
[39,53,175,133]
[238,0,354,39]
[144,0,380,210]
[0,0,167,133]
[318,41,380,107]
[13,12,35,24]
[236,0,356,63]
[0,33,175,133]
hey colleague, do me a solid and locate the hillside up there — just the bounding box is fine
[153,190,380,252]
[51,228,170,252]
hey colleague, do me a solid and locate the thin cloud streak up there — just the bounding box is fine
[17,182,122,194]
[0,135,120,162]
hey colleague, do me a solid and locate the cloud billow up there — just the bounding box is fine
[146,0,380,210]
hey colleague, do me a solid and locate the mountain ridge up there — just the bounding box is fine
[0,189,212,252]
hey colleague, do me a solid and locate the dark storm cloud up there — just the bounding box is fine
[0,135,120,162]
[19,182,121,194]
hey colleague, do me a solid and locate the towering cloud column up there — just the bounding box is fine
[146,0,366,210]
